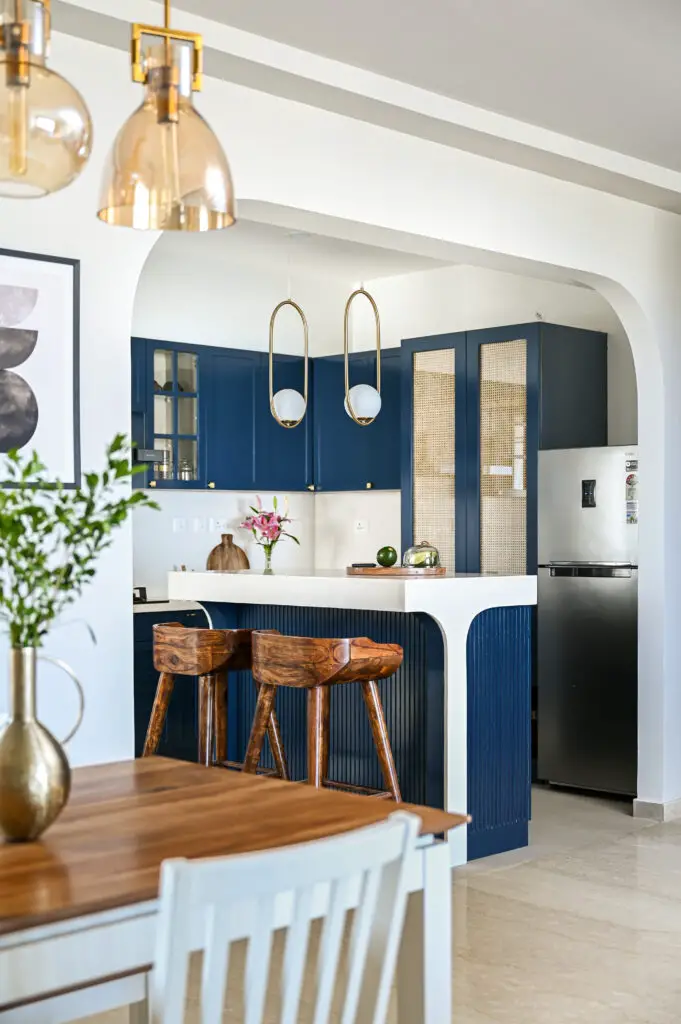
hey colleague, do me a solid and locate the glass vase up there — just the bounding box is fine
[263,545,274,574]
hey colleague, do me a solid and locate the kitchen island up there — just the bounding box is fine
[167,568,537,865]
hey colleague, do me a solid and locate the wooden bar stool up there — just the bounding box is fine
[143,623,289,778]
[244,633,403,801]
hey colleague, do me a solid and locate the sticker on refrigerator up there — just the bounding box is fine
[625,458,638,524]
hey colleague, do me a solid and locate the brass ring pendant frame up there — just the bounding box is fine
[269,298,309,429]
[344,287,381,426]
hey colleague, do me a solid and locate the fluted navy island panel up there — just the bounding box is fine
[199,601,533,859]
[467,605,533,859]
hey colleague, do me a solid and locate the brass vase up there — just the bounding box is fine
[0,648,84,842]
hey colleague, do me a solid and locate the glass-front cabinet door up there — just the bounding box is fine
[401,332,467,571]
[402,326,538,574]
[152,346,200,486]
[476,337,528,575]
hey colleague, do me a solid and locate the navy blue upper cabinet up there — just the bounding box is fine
[255,354,313,491]
[203,348,258,492]
[314,348,401,492]
[402,323,607,574]
[132,339,400,493]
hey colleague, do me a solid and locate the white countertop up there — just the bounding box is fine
[133,600,204,615]
[167,568,537,614]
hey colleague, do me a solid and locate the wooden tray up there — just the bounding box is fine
[346,566,446,577]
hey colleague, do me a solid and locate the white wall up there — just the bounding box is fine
[134,491,314,599]
[353,264,637,445]
[133,229,350,356]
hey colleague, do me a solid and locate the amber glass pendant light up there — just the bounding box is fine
[0,0,92,197]
[98,0,235,231]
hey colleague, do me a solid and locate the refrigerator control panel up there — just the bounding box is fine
[581,479,597,508]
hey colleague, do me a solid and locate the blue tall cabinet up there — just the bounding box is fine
[400,322,607,859]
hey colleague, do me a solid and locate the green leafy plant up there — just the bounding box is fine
[0,435,159,648]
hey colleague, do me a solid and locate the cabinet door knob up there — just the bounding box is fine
[208,481,216,489]
[366,481,374,489]
[307,484,315,492]
[149,480,157,488]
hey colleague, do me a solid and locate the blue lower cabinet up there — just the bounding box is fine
[313,349,401,491]
[255,354,313,491]
[133,608,208,761]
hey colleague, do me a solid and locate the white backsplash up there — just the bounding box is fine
[133,489,403,596]
[133,491,316,600]
[314,491,402,569]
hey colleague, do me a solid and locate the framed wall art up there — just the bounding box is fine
[0,248,80,486]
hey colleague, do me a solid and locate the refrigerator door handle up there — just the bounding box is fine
[546,564,634,579]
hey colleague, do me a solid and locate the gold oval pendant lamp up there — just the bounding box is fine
[98,0,235,231]
[344,287,382,425]
[0,0,92,197]
[269,298,309,428]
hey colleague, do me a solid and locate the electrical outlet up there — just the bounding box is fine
[215,517,228,532]
[354,519,368,533]
[172,518,187,534]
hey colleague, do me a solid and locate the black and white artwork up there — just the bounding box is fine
[0,250,80,485]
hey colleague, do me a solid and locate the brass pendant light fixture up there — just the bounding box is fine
[269,298,309,428]
[98,0,235,231]
[0,0,92,197]
[344,286,382,425]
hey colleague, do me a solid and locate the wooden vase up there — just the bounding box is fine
[206,534,250,571]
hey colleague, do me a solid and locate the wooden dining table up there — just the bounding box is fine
[0,757,466,1024]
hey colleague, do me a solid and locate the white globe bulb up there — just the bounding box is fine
[272,388,306,426]
[345,384,382,424]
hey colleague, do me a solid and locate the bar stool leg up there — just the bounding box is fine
[263,690,290,781]
[243,683,277,773]
[361,679,402,802]
[307,684,330,788]
[213,670,228,763]
[143,672,175,757]
[198,674,216,767]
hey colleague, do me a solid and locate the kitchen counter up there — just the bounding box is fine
[133,599,203,615]
[167,568,537,865]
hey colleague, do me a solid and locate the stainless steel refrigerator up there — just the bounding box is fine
[537,446,638,796]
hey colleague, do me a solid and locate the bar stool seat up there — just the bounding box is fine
[143,623,288,779]
[244,633,403,801]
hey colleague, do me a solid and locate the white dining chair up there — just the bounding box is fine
[149,811,421,1024]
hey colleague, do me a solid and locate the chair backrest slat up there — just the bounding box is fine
[340,867,381,1024]
[199,907,231,1024]
[312,875,353,1024]
[245,898,276,1024]
[280,887,314,1024]
[150,812,421,1024]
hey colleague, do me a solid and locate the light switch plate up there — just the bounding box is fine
[191,518,207,533]
[172,518,187,533]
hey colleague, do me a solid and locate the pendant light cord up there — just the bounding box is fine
[164,0,171,65]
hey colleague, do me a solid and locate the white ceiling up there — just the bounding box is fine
[152,219,450,281]
[175,0,681,172]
